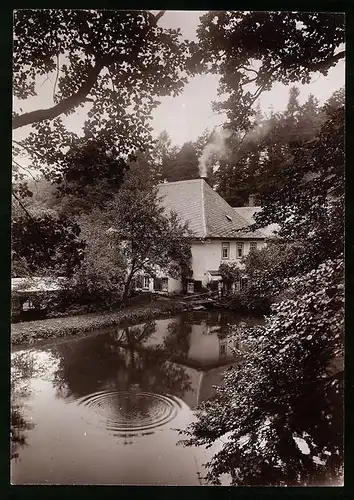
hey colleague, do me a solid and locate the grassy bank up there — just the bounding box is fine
[11,299,193,346]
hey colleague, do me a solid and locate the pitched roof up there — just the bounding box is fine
[12,277,67,293]
[232,207,279,237]
[157,179,265,239]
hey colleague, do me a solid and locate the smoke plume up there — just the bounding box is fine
[242,120,273,144]
[198,128,232,177]
[198,120,274,178]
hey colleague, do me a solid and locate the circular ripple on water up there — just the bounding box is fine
[76,391,182,436]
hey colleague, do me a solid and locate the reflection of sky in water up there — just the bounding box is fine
[11,377,220,485]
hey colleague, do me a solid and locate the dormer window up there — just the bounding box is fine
[225,215,232,221]
[222,242,230,259]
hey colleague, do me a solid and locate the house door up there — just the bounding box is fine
[154,277,162,291]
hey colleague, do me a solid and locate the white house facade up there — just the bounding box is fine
[136,178,269,294]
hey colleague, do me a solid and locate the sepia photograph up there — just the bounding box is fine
[11,9,344,486]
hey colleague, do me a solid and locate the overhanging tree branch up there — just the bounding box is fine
[307,50,345,72]
[13,10,168,131]
[12,159,37,182]
[154,11,166,23]
[12,190,35,222]
[13,139,49,165]
[12,60,105,130]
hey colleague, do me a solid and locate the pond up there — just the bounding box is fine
[11,310,261,486]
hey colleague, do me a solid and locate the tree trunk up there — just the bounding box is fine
[122,270,135,304]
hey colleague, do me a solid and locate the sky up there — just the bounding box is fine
[13,10,345,165]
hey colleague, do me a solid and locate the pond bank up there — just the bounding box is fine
[11,299,196,346]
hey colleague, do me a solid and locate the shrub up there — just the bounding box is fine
[223,286,271,314]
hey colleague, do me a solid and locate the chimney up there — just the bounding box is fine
[201,174,211,186]
[248,194,256,207]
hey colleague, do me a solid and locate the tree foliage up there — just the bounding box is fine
[13,9,189,129]
[161,141,200,182]
[12,204,86,277]
[214,88,333,206]
[219,262,242,289]
[12,9,191,204]
[150,130,179,182]
[190,11,344,130]
[67,212,127,310]
[253,102,344,268]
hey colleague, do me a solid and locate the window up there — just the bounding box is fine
[250,241,257,252]
[187,281,194,293]
[219,342,227,356]
[236,242,244,258]
[222,242,230,259]
[143,276,150,289]
[22,299,34,311]
[162,278,168,292]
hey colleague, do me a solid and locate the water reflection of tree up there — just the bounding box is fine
[162,320,192,360]
[11,352,36,461]
[52,321,192,401]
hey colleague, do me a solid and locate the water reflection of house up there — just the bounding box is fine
[186,322,236,367]
[127,317,241,369]
[177,364,231,410]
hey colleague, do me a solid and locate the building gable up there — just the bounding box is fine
[158,179,265,239]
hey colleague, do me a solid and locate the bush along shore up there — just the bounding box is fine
[11,300,195,346]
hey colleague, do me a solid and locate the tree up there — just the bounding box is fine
[154,130,221,184]
[67,211,127,310]
[12,9,191,201]
[150,130,179,182]
[11,203,86,277]
[218,262,242,291]
[102,159,193,301]
[162,141,200,182]
[214,88,330,206]
[190,11,345,130]
[13,10,188,130]
[241,241,305,297]
[253,102,344,268]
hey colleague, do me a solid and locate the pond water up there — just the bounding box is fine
[11,310,261,485]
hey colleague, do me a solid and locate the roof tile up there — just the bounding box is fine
[158,179,265,239]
